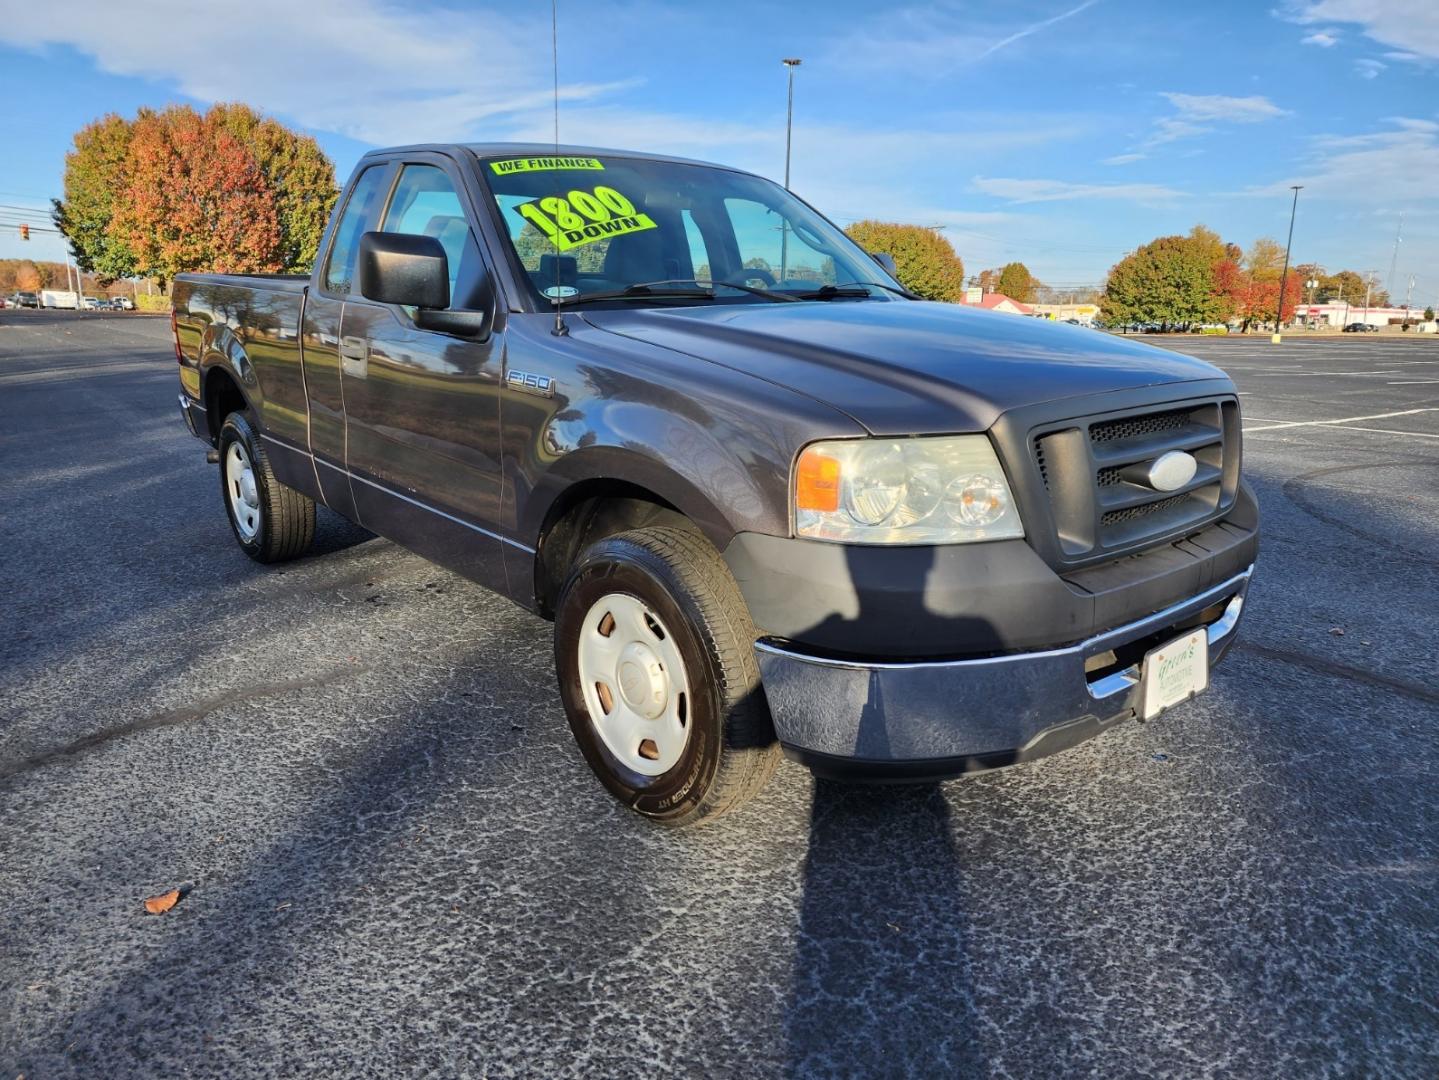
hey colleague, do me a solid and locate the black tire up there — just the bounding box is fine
[554,525,780,825]
[217,411,315,563]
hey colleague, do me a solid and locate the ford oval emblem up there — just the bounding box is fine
[1147,450,1198,492]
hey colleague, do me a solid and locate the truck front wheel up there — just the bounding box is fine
[554,526,780,825]
[217,411,315,563]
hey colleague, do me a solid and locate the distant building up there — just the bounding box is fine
[959,291,1033,316]
[1031,302,1100,325]
[1295,302,1435,329]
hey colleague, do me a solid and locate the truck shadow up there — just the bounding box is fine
[783,781,982,1078]
[778,543,992,1076]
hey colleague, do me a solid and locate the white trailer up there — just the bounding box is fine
[40,290,79,309]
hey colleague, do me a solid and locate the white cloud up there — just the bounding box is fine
[1386,117,1439,132]
[1382,50,1426,62]
[1102,153,1146,164]
[1301,30,1340,45]
[970,176,1184,204]
[1249,119,1439,205]
[0,0,621,145]
[1285,0,1439,60]
[1160,93,1289,123]
[1354,57,1386,78]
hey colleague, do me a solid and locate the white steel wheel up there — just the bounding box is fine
[577,591,692,776]
[225,439,262,541]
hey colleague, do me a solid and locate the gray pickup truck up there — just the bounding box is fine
[173,143,1258,824]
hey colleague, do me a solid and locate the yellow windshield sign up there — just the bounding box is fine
[490,156,604,175]
[516,186,657,252]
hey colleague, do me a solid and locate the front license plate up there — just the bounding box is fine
[1140,628,1209,720]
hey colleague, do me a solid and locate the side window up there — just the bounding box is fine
[323,166,389,295]
[382,164,472,304]
[682,210,710,281]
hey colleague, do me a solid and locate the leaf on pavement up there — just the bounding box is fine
[144,888,181,915]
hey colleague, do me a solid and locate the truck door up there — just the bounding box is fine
[302,161,395,520]
[338,157,509,595]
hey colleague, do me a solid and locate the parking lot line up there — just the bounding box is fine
[1243,407,1439,432]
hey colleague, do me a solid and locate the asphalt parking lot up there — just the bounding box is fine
[2,309,1436,1078]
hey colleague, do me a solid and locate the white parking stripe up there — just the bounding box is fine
[1243,407,1439,432]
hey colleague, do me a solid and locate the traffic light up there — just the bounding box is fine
[19,224,29,241]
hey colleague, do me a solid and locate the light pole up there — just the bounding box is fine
[780,58,801,283]
[1273,184,1301,342]
[782,58,802,190]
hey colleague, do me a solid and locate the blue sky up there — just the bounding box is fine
[0,0,1435,303]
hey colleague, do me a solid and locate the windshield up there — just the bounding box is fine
[479,154,899,306]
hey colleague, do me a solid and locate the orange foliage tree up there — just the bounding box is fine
[108,107,283,287]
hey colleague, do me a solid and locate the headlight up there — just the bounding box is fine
[795,435,1024,544]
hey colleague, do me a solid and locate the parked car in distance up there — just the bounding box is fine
[113,295,135,310]
[81,296,102,310]
[172,142,1258,825]
[1343,322,1377,332]
[13,291,39,308]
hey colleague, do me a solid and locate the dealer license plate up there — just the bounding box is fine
[1139,628,1209,720]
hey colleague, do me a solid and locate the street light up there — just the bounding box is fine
[780,58,802,281]
[782,58,802,190]
[1273,184,1302,343]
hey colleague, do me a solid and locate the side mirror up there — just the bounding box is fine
[357,231,449,310]
[870,252,899,277]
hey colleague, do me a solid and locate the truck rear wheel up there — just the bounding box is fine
[217,411,315,563]
[554,526,780,825]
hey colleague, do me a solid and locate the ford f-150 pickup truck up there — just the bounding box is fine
[173,143,1258,825]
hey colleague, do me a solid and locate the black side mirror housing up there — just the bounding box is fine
[870,252,899,277]
[357,231,450,310]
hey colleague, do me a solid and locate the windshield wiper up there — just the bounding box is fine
[554,278,798,306]
[796,280,919,301]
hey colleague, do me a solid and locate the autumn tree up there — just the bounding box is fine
[1245,237,1286,275]
[14,261,42,291]
[53,103,337,287]
[844,221,964,301]
[1101,234,1220,329]
[209,103,337,271]
[996,261,1039,303]
[1425,306,1435,322]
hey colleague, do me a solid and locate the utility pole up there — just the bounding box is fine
[780,58,801,284]
[1404,274,1415,329]
[1363,271,1375,326]
[1273,185,1302,343]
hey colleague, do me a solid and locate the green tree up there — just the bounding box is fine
[1101,234,1220,329]
[51,113,139,282]
[996,261,1039,303]
[1424,306,1435,322]
[843,221,964,301]
[1318,269,1388,307]
[1187,224,1227,266]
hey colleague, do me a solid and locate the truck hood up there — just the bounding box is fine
[581,300,1229,435]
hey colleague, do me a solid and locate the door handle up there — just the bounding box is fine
[339,336,368,378]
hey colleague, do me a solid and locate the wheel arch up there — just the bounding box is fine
[528,457,730,618]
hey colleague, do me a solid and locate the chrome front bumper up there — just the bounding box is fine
[755,565,1253,775]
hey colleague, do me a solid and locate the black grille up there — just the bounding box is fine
[1101,494,1187,526]
[1026,398,1238,564]
[1089,408,1189,444]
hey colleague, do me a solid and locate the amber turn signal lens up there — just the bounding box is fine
[795,448,841,512]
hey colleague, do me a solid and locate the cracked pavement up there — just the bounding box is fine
[1,311,1436,1077]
